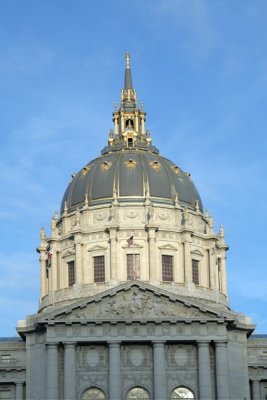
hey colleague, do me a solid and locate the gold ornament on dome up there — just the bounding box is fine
[172,165,180,175]
[82,166,91,175]
[150,160,161,171]
[101,161,112,172]
[124,159,137,169]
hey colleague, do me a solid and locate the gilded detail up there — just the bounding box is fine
[150,160,161,171]
[101,161,112,172]
[172,165,180,175]
[124,159,137,169]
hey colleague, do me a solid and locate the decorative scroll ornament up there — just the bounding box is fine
[149,160,161,171]
[157,211,169,220]
[101,161,112,172]
[94,212,106,222]
[125,210,138,219]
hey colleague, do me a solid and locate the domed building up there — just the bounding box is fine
[0,53,267,400]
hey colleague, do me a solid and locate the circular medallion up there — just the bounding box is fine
[129,349,144,367]
[86,349,100,367]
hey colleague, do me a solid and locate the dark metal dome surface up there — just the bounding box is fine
[60,149,203,214]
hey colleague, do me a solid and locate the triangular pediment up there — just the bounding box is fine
[37,282,235,324]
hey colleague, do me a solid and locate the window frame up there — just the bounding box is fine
[93,255,105,283]
[162,254,174,282]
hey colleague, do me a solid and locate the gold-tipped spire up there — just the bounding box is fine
[125,51,130,69]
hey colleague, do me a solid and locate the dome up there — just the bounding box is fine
[61,149,203,213]
[61,53,202,215]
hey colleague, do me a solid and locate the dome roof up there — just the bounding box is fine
[61,53,203,214]
[60,149,202,214]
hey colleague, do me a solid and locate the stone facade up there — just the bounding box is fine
[1,54,267,399]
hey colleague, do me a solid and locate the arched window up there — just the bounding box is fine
[126,386,150,400]
[170,386,195,399]
[81,387,106,400]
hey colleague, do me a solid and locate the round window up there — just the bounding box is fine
[81,387,106,400]
[126,386,150,400]
[170,386,195,399]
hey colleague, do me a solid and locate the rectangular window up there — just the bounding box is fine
[0,391,11,400]
[162,255,174,282]
[127,254,140,280]
[68,261,75,287]
[192,259,199,285]
[93,256,105,283]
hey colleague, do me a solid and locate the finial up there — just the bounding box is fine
[219,224,225,239]
[125,51,130,69]
[84,193,89,207]
[195,199,200,213]
[63,201,68,214]
[40,226,46,242]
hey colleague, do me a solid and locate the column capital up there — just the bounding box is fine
[63,342,77,348]
[108,341,121,347]
[152,340,165,346]
[197,340,211,347]
[215,340,228,347]
[46,342,59,349]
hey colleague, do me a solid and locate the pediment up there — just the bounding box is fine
[158,244,178,251]
[87,245,107,251]
[38,282,233,324]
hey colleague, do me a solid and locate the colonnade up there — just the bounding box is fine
[46,340,230,400]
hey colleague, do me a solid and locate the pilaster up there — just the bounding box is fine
[46,343,59,400]
[215,341,229,400]
[197,341,212,400]
[64,342,77,400]
[153,341,167,400]
[108,341,121,400]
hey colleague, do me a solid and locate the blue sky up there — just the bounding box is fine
[0,0,267,336]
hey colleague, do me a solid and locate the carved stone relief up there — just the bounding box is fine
[121,344,152,369]
[58,287,215,321]
[166,344,196,369]
[78,345,108,371]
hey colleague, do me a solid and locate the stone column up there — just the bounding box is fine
[252,379,261,400]
[153,341,167,400]
[46,343,59,400]
[109,342,121,400]
[64,342,77,400]
[215,341,229,400]
[40,251,47,298]
[184,234,192,283]
[109,228,118,282]
[148,228,157,282]
[198,341,212,400]
[51,245,57,291]
[15,382,24,400]
[220,255,227,296]
[75,239,82,284]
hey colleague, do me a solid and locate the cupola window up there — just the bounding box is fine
[162,255,174,282]
[68,261,75,286]
[93,256,105,283]
[127,138,133,147]
[127,254,140,280]
[192,259,199,285]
